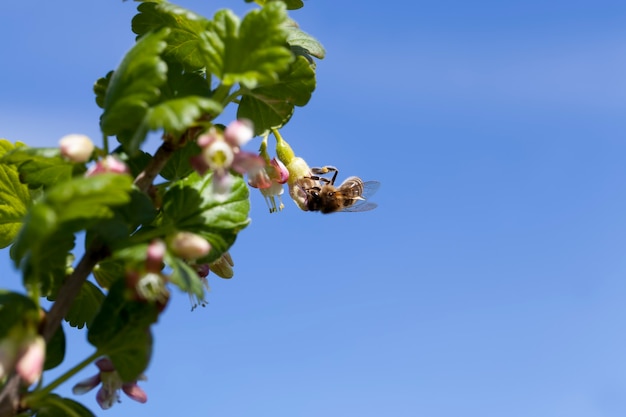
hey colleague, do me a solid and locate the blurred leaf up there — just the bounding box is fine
[245,0,304,10]
[0,140,30,248]
[163,64,212,99]
[161,140,200,181]
[0,291,39,337]
[50,281,105,330]
[2,147,86,189]
[44,324,65,371]
[94,70,113,109]
[238,55,315,135]
[285,19,325,59]
[32,394,95,417]
[88,279,157,382]
[162,172,250,263]
[145,96,222,136]
[12,174,132,295]
[132,2,211,71]
[100,28,170,153]
[86,189,157,250]
[201,3,293,89]
[167,255,204,297]
[93,258,126,290]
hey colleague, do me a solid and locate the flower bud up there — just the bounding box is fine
[209,252,234,279]
[146,240,166,273]
[15,335,45,385]
[86,155,130,177]
[168,232,210,260]
[59,134,95,163]
[224,119,254,147]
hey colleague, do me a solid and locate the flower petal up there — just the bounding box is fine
[72,374,102,395]
[122,382,148,404]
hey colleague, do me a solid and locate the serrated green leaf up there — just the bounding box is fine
[201,3,294,89]
[167,255,204,297]
[2,147,85,189]
[0,140,30,248]
[94,71,113,109]
[44,324,65,371]
[160,140,200,181]
[100,28,170,153]
[145,96,222,136]
[31,394,95,417]
[93,258,126,289]
[162,172,250,263]
[285,20,325,59]
[132,2,211,71]
[51,281,104,330]
[238,55,315,135]
[88,279,157,381]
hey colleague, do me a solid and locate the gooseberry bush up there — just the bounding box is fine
[0,0,325,415]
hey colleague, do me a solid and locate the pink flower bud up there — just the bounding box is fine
[86,155,130,177]
[224,119,254,147]
[169,232,210,260]
[59,134,95,163]
[15,335,45,385]
[146,240,166,273]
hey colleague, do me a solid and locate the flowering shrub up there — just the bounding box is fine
[0,0,325,415]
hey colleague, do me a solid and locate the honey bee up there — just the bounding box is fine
[294,166,380,213]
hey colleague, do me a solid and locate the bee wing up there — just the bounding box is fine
[341,201,378,212]
[360,181,381,200]
[338,179,380,212]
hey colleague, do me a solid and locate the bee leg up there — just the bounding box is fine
[311,166,339,185]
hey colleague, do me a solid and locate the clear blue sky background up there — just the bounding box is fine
[2,1,626,416]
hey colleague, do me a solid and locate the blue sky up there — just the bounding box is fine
[2,0,626,416]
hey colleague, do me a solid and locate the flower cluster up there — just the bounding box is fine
[191,120,264,201]
[73,358,147,410]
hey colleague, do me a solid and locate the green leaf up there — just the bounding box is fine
[132,2,211,71]
[93,258,126,289]
[45,174,134,225]
[245,0,304,10]
[0,140,31,248]
[100,28,170,153]
[88,279,157,381]
[32,394,95,417]
[285,19,326,60]
[238,55,315,135]
[160,140,200,181]
[94,71,113,109]
[20,230,75,298]
[162,172,250,263]
[44,324,66,371]
[201,3,294,89]
[12,174,132,294]
[0,291,39,337]
[145,96,222,136]
[163,64,213,99]
[53,281,105,330]
[167,255,204,297]
[85,189,157,250]
[2,147,86,189]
